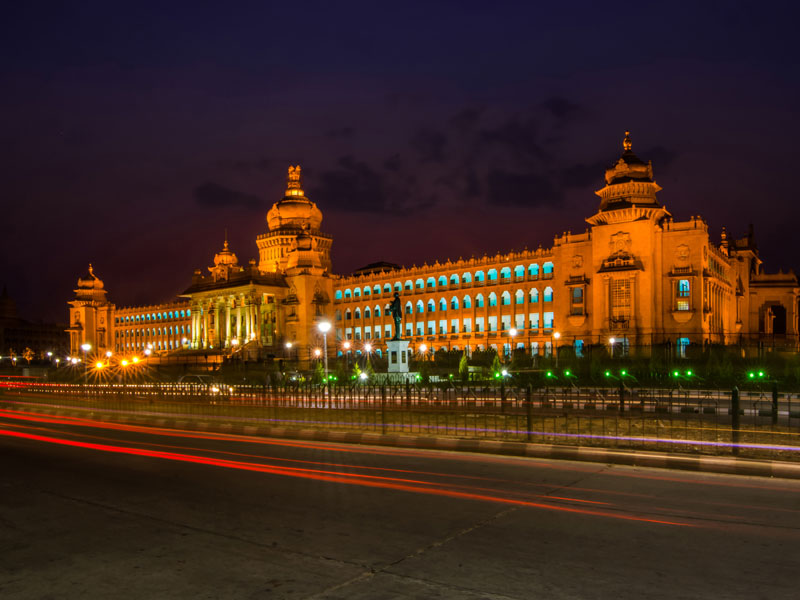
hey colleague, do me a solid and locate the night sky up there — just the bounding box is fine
[3,1,799,323]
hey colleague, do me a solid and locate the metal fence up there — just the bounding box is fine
[3,381,800,461]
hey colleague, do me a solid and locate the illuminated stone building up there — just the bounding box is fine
[68,134,799,366]
[333,133,799,359]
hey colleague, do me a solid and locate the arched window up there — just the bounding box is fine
[364,287,371,296]
[529,264,539,278]
[416,300,424,313]
[364,307,371,319]
[489,292,498,307]
[488,269,498,281]
[157,313,162,320]
[544,286,553,302]
[451,296,459,310]
[514,265,525,278]
[416,278,425,289]
[438,275,447,287]
[335,309,342,321]
[501,291,511,305]
[476,294,485,308]
[345,309,352,320]
[394,282,402,292]
[463,295,472,309]
[450,274,459,285]
[344,289,352,299]
[427,300,435,312]
[405,302,413,315]
[500,267,511,279]
[187,309,191,316]
[515,290,525,304]
[475,270,485,282]
[439,298,447,311]
[530,288,539,303]
[543,261,554,276]
[355,308,361,319]
[404,280,413,290]
[385,284,392,293]
[426,277,436,288]
[374,285,381,295]
[462,272,473,284]
[355,287,362,297]
[335,290,343,300]
[375,306,382,317]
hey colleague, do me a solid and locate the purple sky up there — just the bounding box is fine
[2,1,799,322]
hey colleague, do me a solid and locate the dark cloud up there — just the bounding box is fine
[449,106,485,133]
[479,118,550,164]
[542,97,581,121]
[383,154,403,172]
[411,128,447,163]
[193,182,263,209]
[486,169,562,207]
[561,161,607,189]
[644,146,679,171]
[325,126,356,140]
[215,158,273,173]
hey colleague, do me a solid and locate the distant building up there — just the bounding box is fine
[1,286,68,357]
[68,133,799,366]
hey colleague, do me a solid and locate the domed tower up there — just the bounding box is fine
[257,166,332,273]
[587,131,670,226]
[67,264,115,354]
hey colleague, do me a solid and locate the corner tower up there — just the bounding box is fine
[257,166,333,274]
[66,264,115,354]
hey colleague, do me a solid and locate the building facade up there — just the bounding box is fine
[68,134,799,365]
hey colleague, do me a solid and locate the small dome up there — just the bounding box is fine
[266,165,323,231]
[77,264,105,290]
[604,131,654,185]
[213,239,239,267]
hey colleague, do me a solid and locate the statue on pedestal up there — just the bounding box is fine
[387,291,402,341]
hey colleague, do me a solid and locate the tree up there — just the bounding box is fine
[23,347,34,365]
[458,352,469,382]
[490,354,502,377]
[312,361,325,384]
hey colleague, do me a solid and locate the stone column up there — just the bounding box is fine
[236,300,242,340]
[225,301,231,347]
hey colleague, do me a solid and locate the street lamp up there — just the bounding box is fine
[553,331,561,367]
[509,328,517,361]
[80,343,91,384]
[609,337,616,359]
[318,321,331,381]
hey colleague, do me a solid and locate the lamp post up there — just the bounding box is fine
[364,342,372,370]
[609,337,616,359]
[553,331,561,368]
[419,343,428,361]
[80,343,91,384]
[509,328,517,362]
[317,321,331,381]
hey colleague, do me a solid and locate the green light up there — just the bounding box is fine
[673,370,680,377]
[546,370,553,378]
[748,372,755,379]
[494,372,500,379]
[686,370,692,377]
[604,370,611,377]
[758,371,765,378]
[620,369,627,376]
[564,370,571,377]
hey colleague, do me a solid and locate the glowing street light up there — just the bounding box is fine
[105,351,113,358]
[552,331,561,367]
[609,337,616,359]
[317,320,331,380]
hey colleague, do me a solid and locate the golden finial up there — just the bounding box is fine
[88,263,94,275]
[224,228,229,250]
[623,131,632,152]
[287,165,302,189]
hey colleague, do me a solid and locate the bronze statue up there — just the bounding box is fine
[387,291,402,340]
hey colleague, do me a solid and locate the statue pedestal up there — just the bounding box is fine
[386,339,410,373]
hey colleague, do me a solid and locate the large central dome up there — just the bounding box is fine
[266,165,323,231]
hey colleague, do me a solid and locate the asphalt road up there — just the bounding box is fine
[1,408,799,599]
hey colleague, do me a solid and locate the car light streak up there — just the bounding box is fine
[0,427,693,527]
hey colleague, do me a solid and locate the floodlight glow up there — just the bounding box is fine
[364,343,372,352]
[317,321,332,333]
[81,343,91,352]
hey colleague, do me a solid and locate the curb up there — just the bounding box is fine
[14,405,800,481]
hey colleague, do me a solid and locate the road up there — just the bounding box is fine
[1,407,799,599]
